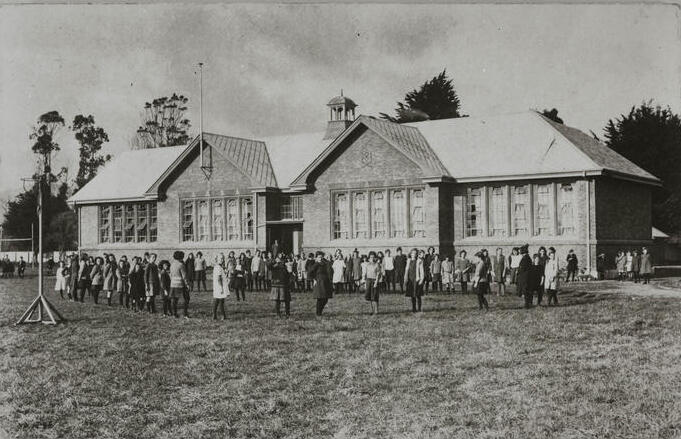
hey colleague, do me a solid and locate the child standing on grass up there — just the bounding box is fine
[455,250,471,294]
[145,253,160,314]
[332,252,346,295]
[441,255,454,293]
[116,258,129,308]
[529,254,545,307]
[103,254,117,307]
[625,250,634,281]
[363,251,382,315]
[544,248,559,306]
[404,249,424,313]
[430,254,442,293]
[54,260,67,299]
[129,260,145,312]
[491,247,507,297]
[509,247,521,285]
[631,250,641,283]
[270,253,291,318]
[159,260,171,316]
[616,251,626,281]
[90,257,104,305]
[232,253,247,301]
[170,251,190,318]
[212,254,229,320]
[640,247,653,284]
[472,251,490,311]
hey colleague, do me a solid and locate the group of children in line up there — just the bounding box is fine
[0,256,26,278]
[613,248,654,284]
[49,244,616,319]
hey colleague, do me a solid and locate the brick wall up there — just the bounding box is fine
[301,126,441,254]
[77,145,260,263]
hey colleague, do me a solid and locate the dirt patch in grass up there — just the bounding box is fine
[1,279,681,438]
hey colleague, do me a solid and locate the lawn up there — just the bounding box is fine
[1,277,681,438]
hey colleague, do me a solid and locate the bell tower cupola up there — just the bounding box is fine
[324,90,357,140]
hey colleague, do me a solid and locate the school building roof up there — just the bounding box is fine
[69,110,661,205]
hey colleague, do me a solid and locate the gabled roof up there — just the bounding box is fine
[68,144,189,205]
[203,133,277,187]
[290,115,451,188]
[405,111,661,185]
[540,117,659,183]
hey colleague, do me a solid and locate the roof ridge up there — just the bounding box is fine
[203,131,265,145]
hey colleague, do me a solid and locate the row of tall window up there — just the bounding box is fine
[465,183,575,238]
[99,203,157,244]
[182,197,254,242]
[332,187,425,240]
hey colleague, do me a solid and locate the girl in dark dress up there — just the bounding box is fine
[185,253,195,292]
[129,260,146,313]
[269,254,291,318]
[308,251,333,316]
[404,249,424,313]
[232,253,247,301]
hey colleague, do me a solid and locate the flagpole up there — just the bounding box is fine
[37,171,43,298]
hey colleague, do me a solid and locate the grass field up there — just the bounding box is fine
[1,277,681,438]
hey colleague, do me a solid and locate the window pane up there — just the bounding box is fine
[371,191,386,238]
[292,196,303,220]
[112,205,123,243]
[558,183,575,235]
[182,201,194,242]
[227,199,239,240]
[410,189,425,238]
[125,205,136,242]
[242,198,254,240]
[137,203,148,242]
[212,199,223,240]
[465,188,482,237]
[197,200,209,241]
[99,205,111,243]
[534,184,551,236]
[280,196,293,220]
[149,203,157,242]
[512,186,528,236]
[489,187,506,237]
[333,193,348,239]
[390,190,406,238]
[353,192,368,239]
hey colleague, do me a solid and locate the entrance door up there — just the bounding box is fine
[266,223,303,255]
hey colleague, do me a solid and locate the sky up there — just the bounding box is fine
[0,3,679,203]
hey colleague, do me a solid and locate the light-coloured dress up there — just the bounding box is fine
[54,267,67,291]
[544,259,559,290]
[332,259,346,284]
[212,264,230,299]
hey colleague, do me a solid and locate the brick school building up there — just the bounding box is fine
[69,94,660,274]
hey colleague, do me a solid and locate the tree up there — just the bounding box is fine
[44,210,77,253]
[30,111,65,175]
[132,93,191,148]
[380,70,464,123]
[72,114,111,190]
[603,101,681,234]
[541,108,564,124]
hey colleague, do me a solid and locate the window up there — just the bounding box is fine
[488,186,506,237]
[212,199,224,240]
[410,189,425,238]
[390,190,406,238]
[333,192,348,239]
[227,198,239,240]
[112,205,123,243]
[198,200,209,241]
[125,205,136,242]
[242,198,254,240]
[534,184,552,236]
[558,183,575,235]
[512,186,529,236]
[465,188,482,237]
[149,203,157,242]
[280,195,303,220]
[136,203,148,243]
[99,205,111,243]
[371,191,386,238]
[353,192,368,239]
[182,201,194,242]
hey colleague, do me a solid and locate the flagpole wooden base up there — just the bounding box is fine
[16,294,66,325]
